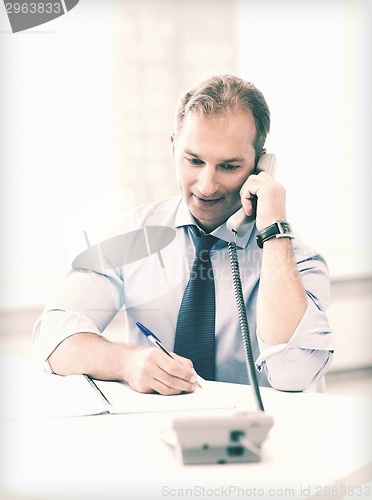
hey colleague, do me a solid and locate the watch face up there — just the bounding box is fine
[256,221,294,248]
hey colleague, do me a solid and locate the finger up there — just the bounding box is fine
[157,354,198,385]
[243,195,256,217]
[240,172,273,210]
[144,359,197,394]
[132,348,199,394]
[170,353,204,387]
[152,380,182,396]
[149,350,197,385]
[164,352,199,381]
[172,353,194,368]
[242,171,271,192]
[153,368,197,395]
[240,174,258,200]
[150,376,195,396]
[130,357,196,395]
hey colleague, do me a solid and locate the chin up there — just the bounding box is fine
[195,213,224,232]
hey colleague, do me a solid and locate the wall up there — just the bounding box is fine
[1,0,371,373]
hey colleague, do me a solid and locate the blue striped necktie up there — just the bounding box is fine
[174,227,218,380]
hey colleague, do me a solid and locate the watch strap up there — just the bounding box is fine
[256,220,294,248]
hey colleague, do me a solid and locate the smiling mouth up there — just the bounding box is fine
[193,194,223,207]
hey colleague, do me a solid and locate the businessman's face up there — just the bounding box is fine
[171,110,256,232]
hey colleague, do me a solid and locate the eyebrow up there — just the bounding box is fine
[185,151,245,163]
[220,157,245,163]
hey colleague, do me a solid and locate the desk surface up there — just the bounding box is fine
[1,357,372,500]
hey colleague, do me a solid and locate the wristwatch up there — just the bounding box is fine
[256,220,294,248]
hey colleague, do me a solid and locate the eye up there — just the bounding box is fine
[220,163,240,171]
[185,156,204,166]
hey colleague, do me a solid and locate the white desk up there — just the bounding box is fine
[1,358,371,500]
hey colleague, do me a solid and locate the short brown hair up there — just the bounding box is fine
[174,74,270,162]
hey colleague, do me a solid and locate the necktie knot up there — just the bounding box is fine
[193,233,218,271]
[194,234,218,254]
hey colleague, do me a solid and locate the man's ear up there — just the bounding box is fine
[170,133,176,162]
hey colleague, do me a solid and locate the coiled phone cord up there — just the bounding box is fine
[228,241,265,412]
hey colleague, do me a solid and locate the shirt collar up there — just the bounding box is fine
[175,198,255,249]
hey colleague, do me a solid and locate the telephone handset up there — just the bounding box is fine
[226,153,276,238]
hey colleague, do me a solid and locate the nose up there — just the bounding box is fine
[197,165,218,197]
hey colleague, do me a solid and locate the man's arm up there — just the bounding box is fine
[33,269,198,395]
[257,237,307,344]
[240,171,333,391]
[48,332,199,395]
[241,171,307,344]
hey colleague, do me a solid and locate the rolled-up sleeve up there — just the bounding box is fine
[32,268,124,373]
[255,244,334,392]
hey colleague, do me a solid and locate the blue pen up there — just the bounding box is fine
[136,321,203,388]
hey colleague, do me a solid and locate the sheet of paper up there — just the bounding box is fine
[94,379,245,414]
[0,356,106,420]
[0,356,255,420]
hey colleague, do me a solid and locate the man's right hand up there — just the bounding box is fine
[48,333,198,395]
[121,345,198,395]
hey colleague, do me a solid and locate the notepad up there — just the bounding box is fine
[92,379,241,414]
[0,356,249,420]
[0,357,105,420]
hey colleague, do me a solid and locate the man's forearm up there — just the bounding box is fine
[47,332,199,395]
[257,238,307,345]
[48,333,132,381]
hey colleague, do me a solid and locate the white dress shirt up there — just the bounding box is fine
[33,196,334,390]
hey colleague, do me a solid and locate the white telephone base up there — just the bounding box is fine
[162,411,274,465]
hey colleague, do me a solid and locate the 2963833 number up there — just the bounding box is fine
[315,485,371,497]
[5,3,62,14]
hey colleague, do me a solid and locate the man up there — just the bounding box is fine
[33,75,334,395]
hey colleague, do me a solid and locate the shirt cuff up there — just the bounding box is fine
[255,295,334,371]
[32,309,102,374]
